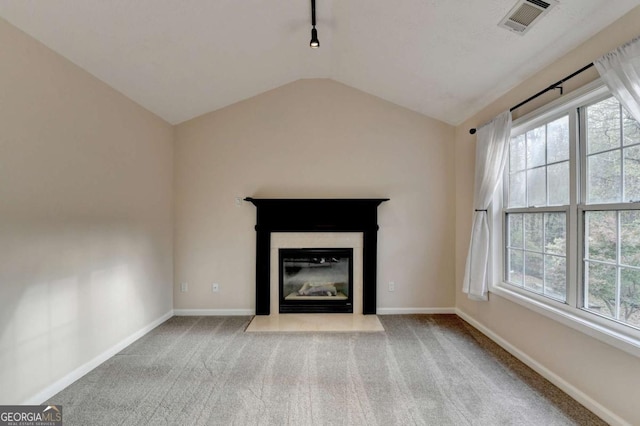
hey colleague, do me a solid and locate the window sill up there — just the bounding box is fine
[490,283,640,359]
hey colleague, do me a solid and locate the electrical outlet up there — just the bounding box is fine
[212,283,219,293]
[388,281,395,292]
[180,283,188,293]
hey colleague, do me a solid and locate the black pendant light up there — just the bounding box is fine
[310,0,319,48]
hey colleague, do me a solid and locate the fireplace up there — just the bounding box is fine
[245,198,389,315]
[280,248,353,313]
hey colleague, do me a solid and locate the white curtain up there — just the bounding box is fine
[463,111,512,301]
[595,36,640,122]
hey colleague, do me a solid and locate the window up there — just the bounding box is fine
[505,115,569,302]
[506,212,567,301]
[583,96,640,329]
[499,82,640,345]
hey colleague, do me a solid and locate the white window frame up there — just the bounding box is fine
[489,79,640,358]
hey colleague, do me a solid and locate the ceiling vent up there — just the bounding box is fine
[499,0,558,35]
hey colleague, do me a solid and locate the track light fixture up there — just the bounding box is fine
[310,0,319,48]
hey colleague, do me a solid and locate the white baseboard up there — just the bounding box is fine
[24,309,174,405]
[175,308,455,316]
[173,309,254,316]
[377,307,456,315]
[455,309,629,426]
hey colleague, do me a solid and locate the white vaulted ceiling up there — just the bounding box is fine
[0,0,638,125]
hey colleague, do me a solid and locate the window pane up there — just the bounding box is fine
[508,214,523,248]
[547,161,569,205]
[547,115,569,163]
[527,126,546,168]
[509,171,526,208]
[587,150,621,204]
[623,107,640,146]
[620,268,640,328]
[623,145,640,202]
[585,261,617,320]
[508,249,524,286]
[524,213,543,252]
[585,211,617,263]
[587,97,621,154]
[621,210,640,267]
[510,134,526,172]
[544,212,566,255]
[527,167,546,206]
[524,252,544,293]
[545,255,566,301]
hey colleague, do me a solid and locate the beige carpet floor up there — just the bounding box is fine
[48,315,605,425]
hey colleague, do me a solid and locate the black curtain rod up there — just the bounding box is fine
[469,62,595,135]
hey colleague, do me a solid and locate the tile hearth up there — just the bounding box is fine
[245,313,384,332]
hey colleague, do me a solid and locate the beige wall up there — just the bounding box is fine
[455,7,640,425]
[0,18,174,404]
[174,79,456,311]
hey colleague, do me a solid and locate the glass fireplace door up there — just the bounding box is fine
[279,248,353,313]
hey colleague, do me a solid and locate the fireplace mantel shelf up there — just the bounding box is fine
[245,197,389,315]
[244,198,389,232]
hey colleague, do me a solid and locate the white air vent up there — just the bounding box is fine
[499,0,558,35]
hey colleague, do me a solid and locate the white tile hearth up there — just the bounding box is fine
[245,314,384,332]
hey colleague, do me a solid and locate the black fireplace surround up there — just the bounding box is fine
[245,198,389,315]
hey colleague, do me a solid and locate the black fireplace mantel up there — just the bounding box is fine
[245,198,389,315]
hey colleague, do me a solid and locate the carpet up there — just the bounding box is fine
[47,315,605,425]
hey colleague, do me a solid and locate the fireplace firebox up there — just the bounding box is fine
[280,248,353,313]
